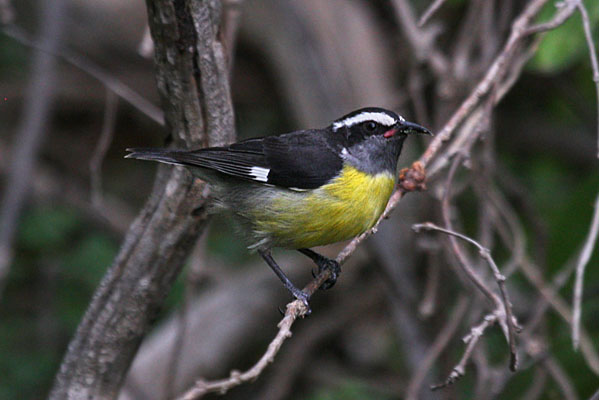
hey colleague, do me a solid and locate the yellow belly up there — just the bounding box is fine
[250,165,395,249]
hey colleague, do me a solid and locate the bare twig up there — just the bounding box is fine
[1,25,165,126]
[178,299,309,400]
[89,90,118,209]
[524,0,577,35]
[432,313,497,390]
[418,0,448,27]
[413,222,520,371]
[572,192,599,349]
[405,295,469,399]
[254,280,383,400]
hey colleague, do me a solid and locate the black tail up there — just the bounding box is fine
[125,148,186,166]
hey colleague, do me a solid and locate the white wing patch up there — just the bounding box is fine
[249,166,270,182]
[333,111,398,131]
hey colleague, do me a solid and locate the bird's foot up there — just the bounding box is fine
[314,259,341,290]
[287,285,311,315]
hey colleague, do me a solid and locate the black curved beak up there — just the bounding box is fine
[399,120,433,136]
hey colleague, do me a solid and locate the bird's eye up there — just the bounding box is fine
[364,122,377,132]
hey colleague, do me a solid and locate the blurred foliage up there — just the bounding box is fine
[1,205,118,399]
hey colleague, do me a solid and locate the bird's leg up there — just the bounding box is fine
[298,248,341,290]
[258,249,311,312]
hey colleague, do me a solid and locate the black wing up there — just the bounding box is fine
[126,130,343,190]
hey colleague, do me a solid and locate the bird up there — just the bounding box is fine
[126,107,431,309]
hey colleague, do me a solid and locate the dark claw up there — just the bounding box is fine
[278,306,285,316]
[318,259,341,290]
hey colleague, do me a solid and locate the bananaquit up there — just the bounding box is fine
[126,107,431,306]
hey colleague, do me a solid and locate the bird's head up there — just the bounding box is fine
[330,107,432,174]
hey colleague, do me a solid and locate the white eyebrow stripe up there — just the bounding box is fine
[332,112,398,131]
[249,166,270,182]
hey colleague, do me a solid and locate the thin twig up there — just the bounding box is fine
[413,222,520,370]
[1,24,164,125]
[523,0,577,35]
[431,313,497,390]
[177,299,309,400]
[418,0,448,27]
[89,90,118,209]
[572,192,599,349]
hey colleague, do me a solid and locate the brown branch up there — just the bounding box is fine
[572,192,599,348]
[48,0,235,398]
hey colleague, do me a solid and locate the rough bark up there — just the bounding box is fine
[48,0,234,398]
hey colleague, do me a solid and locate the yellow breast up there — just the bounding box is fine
[250,165,395,249]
